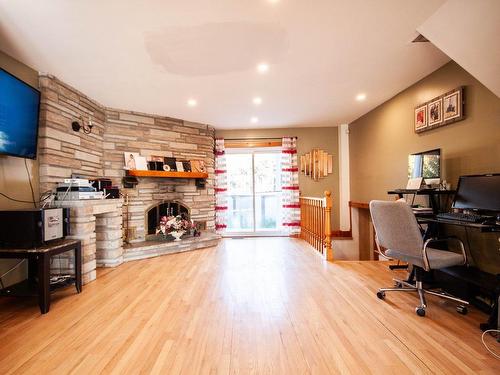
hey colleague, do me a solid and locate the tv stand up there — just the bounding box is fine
[0,239,82,314]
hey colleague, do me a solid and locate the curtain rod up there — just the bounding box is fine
[222,137,296,141]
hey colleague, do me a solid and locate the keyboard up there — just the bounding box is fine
[436,212,488,223]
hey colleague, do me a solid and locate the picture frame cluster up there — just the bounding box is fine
[123,153,206,173]
[414,86,464,133]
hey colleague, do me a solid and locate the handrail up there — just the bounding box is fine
[299,191,333,261]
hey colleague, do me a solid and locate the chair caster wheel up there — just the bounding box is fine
[394,281,402,288]
[415,307,426,317]
[456,305,468,315]
[376,291,385,300]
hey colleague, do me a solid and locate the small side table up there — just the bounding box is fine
[0,239,82,314]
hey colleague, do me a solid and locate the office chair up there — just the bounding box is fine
[369,200,469,317]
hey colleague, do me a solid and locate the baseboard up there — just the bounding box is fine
[332,230,352,238]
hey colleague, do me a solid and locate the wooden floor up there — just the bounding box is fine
[0,238,498,374]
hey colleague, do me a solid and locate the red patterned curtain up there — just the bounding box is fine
[215,138,228,232]
[281,137,300,234]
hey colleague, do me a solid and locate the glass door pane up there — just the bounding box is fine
[226,153,254,232]
[254,152,282,231]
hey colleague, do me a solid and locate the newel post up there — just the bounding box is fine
[324,190,333,261]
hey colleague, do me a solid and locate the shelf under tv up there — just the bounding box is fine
[126,170,208,179]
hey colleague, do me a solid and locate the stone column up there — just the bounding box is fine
[96,211,124,267]
[54,199,123,284]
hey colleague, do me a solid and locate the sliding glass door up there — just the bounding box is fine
[226,148,283,235]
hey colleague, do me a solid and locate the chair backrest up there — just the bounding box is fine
[369,200,423,258]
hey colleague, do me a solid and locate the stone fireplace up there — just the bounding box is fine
[36,75,219,283]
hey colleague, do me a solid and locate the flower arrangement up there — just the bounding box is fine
[156,215,192,240]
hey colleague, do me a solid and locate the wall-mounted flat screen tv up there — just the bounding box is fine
[0,68,41,159]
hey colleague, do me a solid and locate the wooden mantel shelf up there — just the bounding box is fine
[126,170,208,179]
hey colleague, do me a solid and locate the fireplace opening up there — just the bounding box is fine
[147,201,190,235]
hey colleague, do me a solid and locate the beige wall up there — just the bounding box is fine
[216,127,340,230]
[0,51,40,286]
[349,61,500,203]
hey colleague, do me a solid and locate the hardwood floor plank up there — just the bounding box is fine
[0,237,498,374]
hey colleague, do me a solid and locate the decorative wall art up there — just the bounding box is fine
[414,86,464,133]
[123,152,148,170]
[414,104,427,131]
[300,149,333,181]
[443,87,464,122]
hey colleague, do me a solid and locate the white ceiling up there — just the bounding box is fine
[0,0,450,129]
[418,0,500,98]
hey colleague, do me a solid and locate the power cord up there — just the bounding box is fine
[0,159,52,207]
[0,259,26,291]
[482,330,500,360]
[24,158,36,208]
[0,190,53,205]
[464,226,479,267]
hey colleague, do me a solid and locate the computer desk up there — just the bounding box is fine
[387,189,456,215]
[418,216,500,330]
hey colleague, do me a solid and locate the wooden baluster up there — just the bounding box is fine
[315,201,319,251]
[312,201,315,250]
[317,201,320,253]
[324,191,333,261]
[320,202,324,255]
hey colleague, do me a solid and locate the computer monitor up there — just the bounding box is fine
[453,174,500,213]
[408,149,441,185]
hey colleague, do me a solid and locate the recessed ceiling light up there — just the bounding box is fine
[257,63,269,74]
[356,93,366,101]
[251,117,259,124]
[187,99,197,107]
[253,97,262,105]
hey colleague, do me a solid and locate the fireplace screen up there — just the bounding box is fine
[147,201,190,234]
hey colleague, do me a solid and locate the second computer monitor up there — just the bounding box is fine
[408,148,441,185]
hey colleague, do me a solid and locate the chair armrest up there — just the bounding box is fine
[422,236,468,271]
[374,234,392,259]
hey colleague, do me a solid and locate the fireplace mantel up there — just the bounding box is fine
[126,170,208,179]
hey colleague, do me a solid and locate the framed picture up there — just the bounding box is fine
[175,161,185,172]
[414,104,427,132]
[427,98,443,127]
[182,161,191,172]
[123,152,147,170]
[164,157,177,171]
[147,155,164,171]
[443,87,463,123]
[190,160,206,173]
[124,152,139,170]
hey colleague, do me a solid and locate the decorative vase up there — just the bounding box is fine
[170,230,185,241]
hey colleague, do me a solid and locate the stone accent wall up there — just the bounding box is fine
[38,75,105,193]
[38,75,216,246]
[103,109,215,242]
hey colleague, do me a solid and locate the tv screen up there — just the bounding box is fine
[0,68,41,159]
[408,149,440,180]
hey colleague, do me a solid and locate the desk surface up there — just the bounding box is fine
[0,239,80,254]
[388,189,456,195]
[418,217,500,232]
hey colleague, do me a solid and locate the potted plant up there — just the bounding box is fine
[156,215,192,241]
